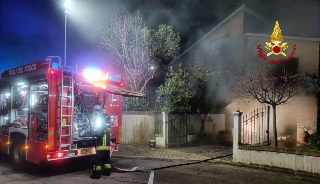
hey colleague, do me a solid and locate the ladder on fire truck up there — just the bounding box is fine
[59,66,74,151]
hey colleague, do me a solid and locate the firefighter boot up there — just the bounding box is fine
[102,164,111,176]
[90,165,101,179]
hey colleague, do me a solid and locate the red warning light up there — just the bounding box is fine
[50,70,54,74]
[120,82,123,87]
[46,152,65,159]
[57,152,64,158]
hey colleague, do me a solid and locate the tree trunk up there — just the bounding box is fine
[272,104,278,147]
[317,91,320,135]
[135,85,140,92]
[199,114,207,135]
[200,119,205,134]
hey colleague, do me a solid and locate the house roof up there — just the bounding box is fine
[245,33,320,42]
[154,4,264,78]
[155,4,320,79]
[166,4,265,67]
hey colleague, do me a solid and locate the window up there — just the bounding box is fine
[209,37,229,52]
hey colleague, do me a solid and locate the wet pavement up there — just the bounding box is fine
[1,153,320,184]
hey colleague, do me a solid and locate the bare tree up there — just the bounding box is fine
[233,59,305,147]
[100,8,180,92]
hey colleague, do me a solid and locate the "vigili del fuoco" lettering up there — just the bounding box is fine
[8,63,38,76]
[257,44,297,64]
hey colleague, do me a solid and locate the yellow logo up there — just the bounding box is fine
[62,118,67,125]
[265,21,288,56]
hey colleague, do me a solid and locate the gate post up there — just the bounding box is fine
[163,112,168,147]
[266,106,270,145]
[156,112,169,147]
[233,109,242,162]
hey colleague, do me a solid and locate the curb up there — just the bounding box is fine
[211,159,320,178]
[113,155,320,178]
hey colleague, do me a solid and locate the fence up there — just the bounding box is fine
[122,87,160,111]
[122,111,162,145]
[241,106,270,145]
[121,111,225,146]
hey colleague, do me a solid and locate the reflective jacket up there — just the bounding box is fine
[93,114,111,151]
[96,126,111,151]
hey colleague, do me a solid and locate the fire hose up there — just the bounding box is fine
[110,153,233,184]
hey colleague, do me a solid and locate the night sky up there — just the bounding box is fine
[1,0,319,74]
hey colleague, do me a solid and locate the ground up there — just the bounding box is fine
[1,144,320,184]
[112,143,233,161]
[1,155,320,184]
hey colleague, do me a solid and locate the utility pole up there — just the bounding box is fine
[64,0,70,66]
[64,9,67,66]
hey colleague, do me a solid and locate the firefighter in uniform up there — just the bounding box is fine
[90,114,112,179]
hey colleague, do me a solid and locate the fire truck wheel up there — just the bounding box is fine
[10,138,26,170]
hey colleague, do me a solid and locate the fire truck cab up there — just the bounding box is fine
[0,56,144,169]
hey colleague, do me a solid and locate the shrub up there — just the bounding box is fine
[309,134,320,151]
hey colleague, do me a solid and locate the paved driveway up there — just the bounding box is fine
[113,143,233,161]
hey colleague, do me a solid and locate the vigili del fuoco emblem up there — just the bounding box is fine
[265,21,288,56]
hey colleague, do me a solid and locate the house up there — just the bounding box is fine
[164,4,320,142]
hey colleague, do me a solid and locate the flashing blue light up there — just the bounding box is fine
[109,74,121,82]
[52,63,60,69]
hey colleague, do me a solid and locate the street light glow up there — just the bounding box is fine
[64,0,70,10]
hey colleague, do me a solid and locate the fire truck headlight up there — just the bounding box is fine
[96,117,102,128]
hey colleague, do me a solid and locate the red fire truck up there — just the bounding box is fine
[0,56,144,169]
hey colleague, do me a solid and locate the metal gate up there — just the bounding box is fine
[168,113,187,147]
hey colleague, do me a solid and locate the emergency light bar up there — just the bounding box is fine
[82,67,123,89]
[83,68,108,81]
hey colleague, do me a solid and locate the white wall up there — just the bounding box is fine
[233,111,320,174]
[187,114,225,135]
[234,149,320,174]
